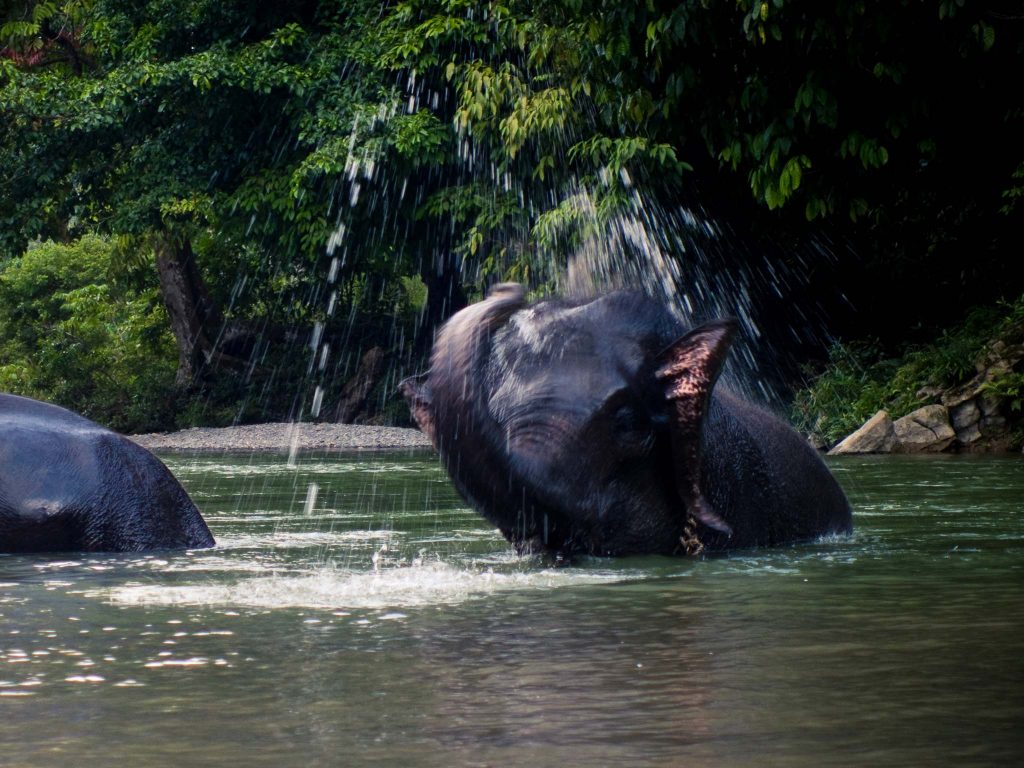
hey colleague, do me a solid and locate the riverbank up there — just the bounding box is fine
[793,295,1024,453]
[130,422,432,454]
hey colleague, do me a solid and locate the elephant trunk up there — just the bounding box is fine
[423,284,529,535]
[430,283,525,420]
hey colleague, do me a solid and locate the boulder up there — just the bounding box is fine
[944,396,1010,452]
[979,394,1002,417]
[977,413,1012,452]
[950,399,983,446]
[828,410,896,455]
[893,405,956,453]
[941,385,975,409]
[955,421,983,446]
[950,399,981,431]
[982,415,1006,430]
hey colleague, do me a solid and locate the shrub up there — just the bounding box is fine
[0,236,178,432]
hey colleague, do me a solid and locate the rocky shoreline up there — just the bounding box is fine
[129,422,432,454]
[827,338,1022,455]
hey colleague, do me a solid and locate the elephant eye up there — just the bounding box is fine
[597,391,657,447]
[610,402,658,456]
[613,404,640,432]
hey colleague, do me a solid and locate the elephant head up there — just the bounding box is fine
[402,284,739,557]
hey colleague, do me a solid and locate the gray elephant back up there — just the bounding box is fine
[701,391,852,548]
[0,393,214,553]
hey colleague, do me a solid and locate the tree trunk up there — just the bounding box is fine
[154,236,224,390]
[333,346,386,423]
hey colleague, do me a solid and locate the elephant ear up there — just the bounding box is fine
[655,319,738,539]
[399,374,436,446]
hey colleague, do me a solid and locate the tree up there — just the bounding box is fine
[0,1,442,399]
[0,235,178,431]
[381,0,1024,344]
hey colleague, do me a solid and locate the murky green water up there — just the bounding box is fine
[1,452,1021,767]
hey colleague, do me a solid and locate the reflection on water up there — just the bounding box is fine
[0,451,1021,767]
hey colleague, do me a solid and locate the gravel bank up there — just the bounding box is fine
[129,422,432,454]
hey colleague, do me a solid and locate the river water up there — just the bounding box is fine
[0,452,1021,766]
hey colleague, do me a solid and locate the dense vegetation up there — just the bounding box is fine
[1,1,1022,432]
[0,235,176,431]
[792,296,1024,447]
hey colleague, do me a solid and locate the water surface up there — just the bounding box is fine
[1,452,1021,766]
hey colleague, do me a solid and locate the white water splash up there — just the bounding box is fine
[104,560,631,611]
[171,461,432,478]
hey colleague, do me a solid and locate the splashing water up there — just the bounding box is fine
[105,559,632,611]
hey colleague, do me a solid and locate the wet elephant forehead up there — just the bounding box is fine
[487,351,639,424]
[488,374,584,426]
[487,308,656,443]
[498,309,649,375]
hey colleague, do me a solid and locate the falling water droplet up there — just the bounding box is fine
[286,425,301,468]
[302,483,319,516]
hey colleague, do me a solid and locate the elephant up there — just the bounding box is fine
[0,393,214,553]
[402,284,851,558]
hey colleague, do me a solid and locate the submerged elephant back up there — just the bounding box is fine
[0,394,214,553]
[89,433,214,551]
[0,421,102,551]
[701,390,852,549]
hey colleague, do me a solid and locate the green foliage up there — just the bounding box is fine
[383,0,1023,230]
[790,342,900,445]
[369,0,1024,334]
[0,0,443,425]
[390,109,448,164]
[1003,160,1024,216]
[980,299,1024,413]
[0,235,178,431]
[983,372,1024,414]
[0,0,421,277]
[5,1,1022,281]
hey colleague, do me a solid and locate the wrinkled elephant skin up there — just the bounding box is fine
[403,285,851,558]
